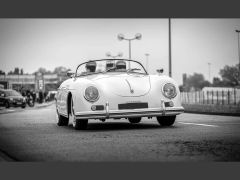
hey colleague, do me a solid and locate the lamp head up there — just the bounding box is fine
[135,33,142,40]
[118,34,125,41]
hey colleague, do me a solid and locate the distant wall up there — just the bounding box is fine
[182,103,240,116]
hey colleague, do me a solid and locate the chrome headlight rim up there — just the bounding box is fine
[84,86,99,102]
[162,83,177,99]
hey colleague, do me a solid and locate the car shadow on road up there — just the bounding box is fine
[65,122,178,132]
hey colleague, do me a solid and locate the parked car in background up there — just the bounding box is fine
[55,59,184,130]
[0,89,26,108]
[46,91,57,102]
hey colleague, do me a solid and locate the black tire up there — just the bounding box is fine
[128,117,141,124]
[21,104,26,108]
[28,101,34,107]
[157,116,176,126]
[5,101,10,108]
[57,110,69,126]
[74,119,88,130]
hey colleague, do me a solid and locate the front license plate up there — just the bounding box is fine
[118,102,148,110]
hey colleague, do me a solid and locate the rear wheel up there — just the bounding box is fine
[128,117,141,124]
[28,100,34,107]
[56,110,69,126]
[156,116,176,126]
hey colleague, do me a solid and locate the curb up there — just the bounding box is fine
[34,101,55,109]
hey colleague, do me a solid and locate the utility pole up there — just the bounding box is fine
[236,30,240,83]
[169,18,172,77]
[208,62,211,83]
[145,53,150,72]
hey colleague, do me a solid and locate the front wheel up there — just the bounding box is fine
[70,98,88,130]
[128,117,141,124]
[156,116,176,126]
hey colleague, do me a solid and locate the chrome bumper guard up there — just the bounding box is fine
[75,101,184,120]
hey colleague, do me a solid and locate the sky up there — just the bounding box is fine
[0,18,240,85]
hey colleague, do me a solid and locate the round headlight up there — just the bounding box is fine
[84,86,99,102]
[162,83,177,99]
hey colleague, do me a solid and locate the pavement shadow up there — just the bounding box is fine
[65,122,178,132]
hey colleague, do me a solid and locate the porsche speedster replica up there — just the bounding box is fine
[55,59,184,130]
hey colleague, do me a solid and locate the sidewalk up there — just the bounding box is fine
[0,101,55,114]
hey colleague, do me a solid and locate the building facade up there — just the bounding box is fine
[0,73,68,92]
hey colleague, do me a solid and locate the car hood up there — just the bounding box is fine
[85,73,151,97]
[7,96,24,100]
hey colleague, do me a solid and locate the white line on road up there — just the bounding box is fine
[178,122,219,127]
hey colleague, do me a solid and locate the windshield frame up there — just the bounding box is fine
[75,59,148,77]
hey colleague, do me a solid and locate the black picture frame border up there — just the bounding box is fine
[0,0,240,180]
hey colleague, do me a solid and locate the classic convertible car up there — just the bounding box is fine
[55,59,184,130]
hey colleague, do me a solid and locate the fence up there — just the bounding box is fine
[181,90,240,106]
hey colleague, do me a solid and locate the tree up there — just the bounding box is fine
[183,73,210,91]
[53,66,69,75]
[34,67,52,74]
[20,68,24,75]
[0,70,5,75]
[13,67,20,75]
[219,63,239,86]
[8,71,13,75]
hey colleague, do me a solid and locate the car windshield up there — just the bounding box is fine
[75,59,147,77]
[5,90,21,97]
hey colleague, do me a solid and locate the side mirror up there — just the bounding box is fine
[156,69,164,74]
[67,71,75,78]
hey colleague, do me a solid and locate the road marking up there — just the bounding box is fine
[178,122,219,127]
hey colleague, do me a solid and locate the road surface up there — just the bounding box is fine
[0,104,240,161]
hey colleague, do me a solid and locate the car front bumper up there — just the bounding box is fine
[74,101,184,120]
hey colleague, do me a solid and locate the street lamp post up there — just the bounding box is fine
[117,33,142,68]
[236,30,240,82]
[208,62,211,83]
[145,53,150,72]
[169,18,172,77]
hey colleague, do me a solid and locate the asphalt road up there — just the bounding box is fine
[0,104,240,162]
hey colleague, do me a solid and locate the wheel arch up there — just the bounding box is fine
[67,92,72,116]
